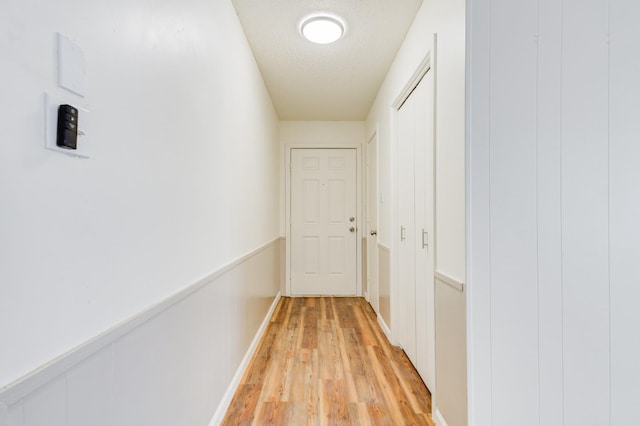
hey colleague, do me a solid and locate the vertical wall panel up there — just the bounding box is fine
[489,0,539,424]
[112,304,190,426]
[467,0,493,421]
[536,0,564,424]
[66,348,113,426]
[561,0,610,424]
[7,402,23,426]
[469,0,640,424]
[23,378,65,426]
[609,1,640,423]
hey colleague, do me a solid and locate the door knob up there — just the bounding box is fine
[349,227,356,233]
[349,217,355,222]
[370,230,377,236]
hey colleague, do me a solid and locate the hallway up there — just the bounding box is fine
[1,0,468,425]
[222,297,434,425]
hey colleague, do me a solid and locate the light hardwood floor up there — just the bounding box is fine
[221,297,435,425]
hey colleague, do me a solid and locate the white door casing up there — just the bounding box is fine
[366,133,379,312]
[290,148,358,296]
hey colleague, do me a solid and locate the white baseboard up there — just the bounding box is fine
[209,291,282,425]
[378,315,392,342]
[433,408,449,426]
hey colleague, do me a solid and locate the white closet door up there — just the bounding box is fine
[398,92,417,364]
[397,69,436,392]
[414,70,436,390]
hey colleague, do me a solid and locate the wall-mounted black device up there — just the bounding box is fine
[56,104,78,150]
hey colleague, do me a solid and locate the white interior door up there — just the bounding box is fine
[366,134,379,312]
[290,148,358,296]
[397,69,436,391]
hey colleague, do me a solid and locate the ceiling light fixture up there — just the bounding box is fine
[300,16,345,44]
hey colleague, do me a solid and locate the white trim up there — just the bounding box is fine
[390,97,400,344]
[465,0,493,422]
[0,237,282,404]
[432,33,439,273]
[377,243,392,342]
[378,242,390,252]
[393,54,433,110]
[433,408,449,426]
[377,315,392,343]
[208,291,282,426]
[365,127,380,313]
[285,145,363,297]
[435,271,465,293]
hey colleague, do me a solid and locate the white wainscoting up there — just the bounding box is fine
[433,407,450,426]
[0,238,283,426]
[377,244,391,333]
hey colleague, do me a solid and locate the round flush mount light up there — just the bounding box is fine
[300,16,345,44]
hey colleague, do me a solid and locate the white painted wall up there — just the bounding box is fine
[365,0,466,424]
[0,0,279,391]
[467,0,640,425]
[366,1,465,279]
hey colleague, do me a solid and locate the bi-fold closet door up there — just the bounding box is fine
[397,69,435,391]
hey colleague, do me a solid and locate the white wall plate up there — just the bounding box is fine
[57,33,86,97]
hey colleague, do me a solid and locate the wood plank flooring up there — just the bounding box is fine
[221,297,434,426]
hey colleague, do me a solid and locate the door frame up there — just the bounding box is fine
[391,46,435,343]
[285,144,363,297]
[365,129,379,313]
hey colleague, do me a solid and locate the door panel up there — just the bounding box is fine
[291,148,357,295]
[303,237,319,273]
[328,180,346,223]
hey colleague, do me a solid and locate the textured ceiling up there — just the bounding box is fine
[231,0,423,121]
